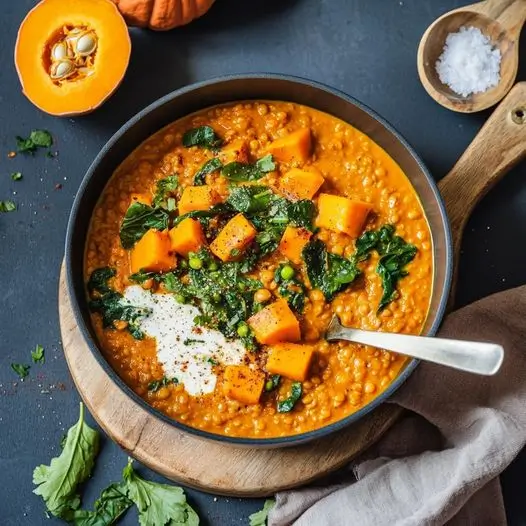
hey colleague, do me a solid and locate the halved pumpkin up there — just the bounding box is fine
[15,0,131,117]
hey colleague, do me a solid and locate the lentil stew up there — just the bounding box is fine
[85,100,433,439]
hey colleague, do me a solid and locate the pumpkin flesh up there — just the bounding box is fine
[15,0,131,116]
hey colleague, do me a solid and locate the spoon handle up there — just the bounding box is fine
[327,321,504,376]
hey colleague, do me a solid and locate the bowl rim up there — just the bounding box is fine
[65,72,453,447]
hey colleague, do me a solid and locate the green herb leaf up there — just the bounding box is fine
[221,155,275,182]
[11,172,22,181]
[287,199,316,231]
[147,376,178,392]
[0,200,16,212]
[183,125,223,151]
[172,203,231,226]
[152,175,179,208]
[31,344,45,364]
[123,458,200,526]
[226,186,273,214]
[67,482,132,526]
[277,382,302,413]
[129,270,162,285]
[16,130,53,154]
[302,240,361,301]
[33,402,99,518]
[194,158,223,185]
[274,263,306,313]
[11,363,30,380]
[249,499,275,526]
[88,267,151,340]
[119,203,169,249]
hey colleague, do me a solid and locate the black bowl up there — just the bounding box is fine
[65,74,453,447]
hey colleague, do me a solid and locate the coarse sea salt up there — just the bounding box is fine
[435,26,501,98]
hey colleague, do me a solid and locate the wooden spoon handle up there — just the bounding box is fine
[438,81,526,301]
[473,0,526,39]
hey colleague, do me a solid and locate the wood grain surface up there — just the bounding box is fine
[59,83,526,496]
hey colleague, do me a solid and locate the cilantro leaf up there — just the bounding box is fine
[11,363,30,380]
[33,402,100,518]
[31,344,45,364]
[0,200,16,212]
[249,499,275,526]
[123,459,200,526]
[16,129,53,154]
[11,172,22,181]
[119,202,169,249]
[182,126,223,150]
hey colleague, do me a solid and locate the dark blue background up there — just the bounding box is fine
[1,1,525,524]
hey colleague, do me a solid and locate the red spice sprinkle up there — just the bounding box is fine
[55,183,63,190]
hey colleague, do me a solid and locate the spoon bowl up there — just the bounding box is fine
[417,0,526,113]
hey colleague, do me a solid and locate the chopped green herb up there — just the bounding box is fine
[11,363,30,380]
[194,157,223,185]
[221,154,275,182]
[207,357,219,366]
[123,458,200,526]
[88,267,151,340]
[147,376,178,392]
[274,263,307,313]
[172,203,231,226]
[249,499,275,526]
[31,344,45,364]
[119,202,169,249]
[226,185,273,214]
[183,338,205,346]
[182,125,223,150]
[152,175,178,208]
[16,130,53,154]
[129,269,162,285]
[277,382,302,413]
[11,172,22,181]
[0,200,16,212]
[33,402,99,518]
[264,375,281,392]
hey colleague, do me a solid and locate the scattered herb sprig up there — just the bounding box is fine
[16,129,53,155]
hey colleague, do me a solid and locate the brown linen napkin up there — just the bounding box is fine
[269,285,526,526]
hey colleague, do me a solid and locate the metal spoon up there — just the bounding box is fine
[417,0,526,113]
[326,316,504,376]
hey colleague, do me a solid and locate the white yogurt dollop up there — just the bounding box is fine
[122,285,246,396]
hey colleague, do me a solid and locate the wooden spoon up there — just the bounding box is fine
[417,0,526,113]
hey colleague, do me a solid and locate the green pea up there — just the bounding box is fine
[280,265,295,280]
[265,380,274,391]
[237,323,249,338]
[212,292,221,303]
[175,294,186,304]
[189,257,203,270]
[208,261,219,271]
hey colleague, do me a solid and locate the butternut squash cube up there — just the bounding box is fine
[169,218,206,257]
[130,193,151,206]
[219,139,250,164]
[266,343,315,382]
[223,365,265,405]
[316,193,372,238]
[248,298,301,345]
[178,185,219,216]
[130,229,176,274]
[278,226,312,265]
[210,213,257,262]
[266,128,312,163]
[280,167,325,200]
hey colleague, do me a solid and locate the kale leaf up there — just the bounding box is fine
[152,175,178,208]
[221,154,275,182]
[119,202,169,249]
[277,382,302,413]
[194,158,223,185]
[274,263,307,313]
[182,126,223,150]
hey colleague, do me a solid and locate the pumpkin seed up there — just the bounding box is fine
[75,32,97,56]
[76,67,95,78]
[51,42,71,61]
[50,59,75,80]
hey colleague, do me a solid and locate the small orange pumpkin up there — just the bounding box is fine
[112,0,215,30]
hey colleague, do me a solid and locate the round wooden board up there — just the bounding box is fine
[58,265,401,497]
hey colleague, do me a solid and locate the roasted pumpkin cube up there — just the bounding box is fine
[219,139,250,164]
[266,128,312,163]
[280,167,325,200]
[248,298,301,344]
[169,218,206,257]
[130,193,151,206]
[266,343,315,382]
[130,229,176,274]
[178,185,219,216]
[223,365,265,405]
[316,193,372,238]
[210,213,257,262]
[278,226,312,265]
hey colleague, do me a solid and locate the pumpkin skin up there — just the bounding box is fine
[15,0,131,117]
[112,0,215,30]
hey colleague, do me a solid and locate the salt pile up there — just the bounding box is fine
[435,26,501,97]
